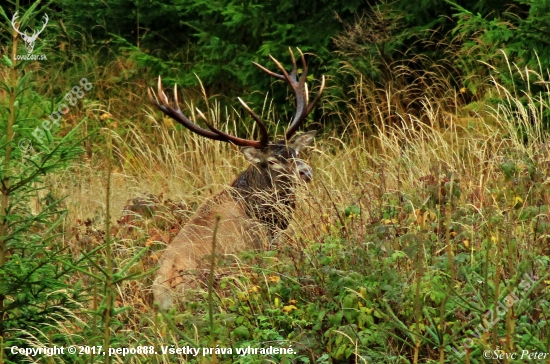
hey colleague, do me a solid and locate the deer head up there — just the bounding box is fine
[11,12,49,54]
[148,48,325,195]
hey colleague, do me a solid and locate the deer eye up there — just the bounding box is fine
[268,160,277,165]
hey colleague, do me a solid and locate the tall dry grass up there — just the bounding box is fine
[29,54,550,362]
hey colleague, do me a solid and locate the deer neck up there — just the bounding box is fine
[230,165,296,233]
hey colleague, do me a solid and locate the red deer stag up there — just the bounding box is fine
[148,49,325,309]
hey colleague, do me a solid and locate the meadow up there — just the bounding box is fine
[1,2,550,363]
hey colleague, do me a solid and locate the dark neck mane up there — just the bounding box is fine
[230,165,296,234]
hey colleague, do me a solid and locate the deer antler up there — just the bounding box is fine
[149,49,325,148]
[148,78,270,149]
[252,48,326,140]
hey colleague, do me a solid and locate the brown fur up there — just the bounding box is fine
[153,133,315,309]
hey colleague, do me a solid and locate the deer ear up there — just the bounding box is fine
[289,130,316,152]
[241,147,265,164]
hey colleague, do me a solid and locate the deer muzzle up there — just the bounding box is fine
[296,160,313,183]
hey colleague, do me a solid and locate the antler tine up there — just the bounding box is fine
[149,76,267,148]
[237,97,269,148]
[196,106,269,149]
[284,50,308,139]
[285,49,323,140]
[251,61,285,80]
[297,48,308,85]
[252,48,323,140]
[150,76,224,140]
[268,54,294,85]
[173,83,180,106]
[194,107,218,131]
[305,75,326,115]
[155,76,169,108]
[288,47,298,81]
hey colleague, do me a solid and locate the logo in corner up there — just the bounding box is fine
[11,12,48,55]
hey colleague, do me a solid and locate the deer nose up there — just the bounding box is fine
[299,167,313,183]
